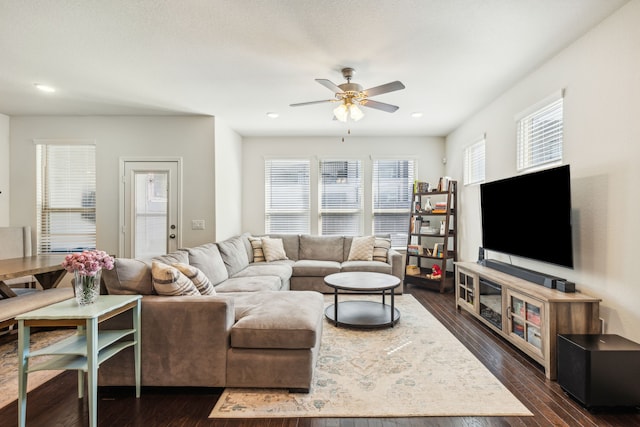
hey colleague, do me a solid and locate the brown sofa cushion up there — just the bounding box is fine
[185,243,229,286]
[153,250,189,265]
[102,258,154,295]
[231,291,324,349]
[292,260,341,277]
[299,235,344,262]
[217,235,250,276]
[214,276,282,293]
[232,263,293,288]
[340,260,392,274]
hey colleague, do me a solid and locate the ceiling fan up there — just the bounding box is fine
[290,67,405,122]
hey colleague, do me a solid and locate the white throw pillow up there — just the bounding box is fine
[348,236,375,261]
[261,237,288,262]
[151,261,200,296]
[172,263,216,295]
[249,236,266,263]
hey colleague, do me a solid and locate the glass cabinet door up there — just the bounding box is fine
[507,291,544,357]
[456,269,475,310]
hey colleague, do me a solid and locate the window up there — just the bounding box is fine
[516,91,564,171]
[319,160,362,236]
[36,141,96,253]
[264,159,310,234]
[463,138,485,185]
[372,159,415,247]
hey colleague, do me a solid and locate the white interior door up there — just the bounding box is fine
[121,160,180,258]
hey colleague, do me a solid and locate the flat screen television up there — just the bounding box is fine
[480,164,574,268]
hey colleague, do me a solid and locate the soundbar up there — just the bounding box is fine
[479,259,561,289]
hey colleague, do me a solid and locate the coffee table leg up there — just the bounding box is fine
[391,290,395,327]
[382,289,386,306]
[333,288,338,326]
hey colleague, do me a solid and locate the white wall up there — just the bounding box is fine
[214,118,243,240]
[0,114,9,226]
[445,1,640,342]
[9,116,217,255]
[242,135,446,235]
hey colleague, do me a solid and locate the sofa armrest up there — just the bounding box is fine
[388,248,404,281]
[99,295,235,387]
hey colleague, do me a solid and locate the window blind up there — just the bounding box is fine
[319,160,362,236]
[36,143,96,253]
[264,159,310,234]
[463,138,485,185]
[517,96,563,171]
[372,159,415,247]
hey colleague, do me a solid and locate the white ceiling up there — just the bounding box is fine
[0,0,628,137]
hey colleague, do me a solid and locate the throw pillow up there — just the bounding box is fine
[172,263,216,295]
[347,235,375,261]
[373,237,392,262]
[151,261,199,296]
[249,236,266,263]
[261,237,288,262]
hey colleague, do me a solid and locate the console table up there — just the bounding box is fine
[16,295,142,427]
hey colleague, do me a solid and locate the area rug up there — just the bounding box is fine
[210,294,533,418]
[0,328,76,409]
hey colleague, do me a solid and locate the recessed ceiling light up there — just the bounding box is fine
[266,112,279,119]
[411,112,423,118]
[34,83,56,93]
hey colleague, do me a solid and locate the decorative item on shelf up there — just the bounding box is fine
[417,181,430,193]
[439,220,446,235]
[423,197,433,213]
[406,265,420,275]
[62,250,115,305]
[426,264,442,280]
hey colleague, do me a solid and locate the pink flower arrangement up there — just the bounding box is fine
[62,250,115,276]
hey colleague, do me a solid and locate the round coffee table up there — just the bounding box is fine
[324,272,401,328]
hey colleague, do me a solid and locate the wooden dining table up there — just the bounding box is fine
[0,255,68,298]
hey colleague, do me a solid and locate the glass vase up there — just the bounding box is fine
[74,269,101,305]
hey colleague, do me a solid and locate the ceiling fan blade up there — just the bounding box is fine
[290,99,335,107]
[316,79,343,94]
[362,81,405,97]
[360,99,399,113]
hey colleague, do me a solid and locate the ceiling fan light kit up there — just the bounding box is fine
[291,67,405,122]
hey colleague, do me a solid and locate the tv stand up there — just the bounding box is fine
[455,261,601,380]
[479,259,560,289]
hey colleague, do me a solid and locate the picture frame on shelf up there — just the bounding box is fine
[417,181,429,193]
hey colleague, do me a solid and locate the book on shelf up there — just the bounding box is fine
[407,244,422,255]
[432,202,448,214]
[432,243,444,258]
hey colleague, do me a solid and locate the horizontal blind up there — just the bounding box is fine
[372,159,415,247]
[463,138,485,185]
[517,97,563,171]
[36,144,96,253]
[319,160,362,236]
[264,159,310,234]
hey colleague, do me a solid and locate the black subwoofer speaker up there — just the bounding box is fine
[557,334,640,408]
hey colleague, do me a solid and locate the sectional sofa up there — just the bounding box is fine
[98,233,402,391]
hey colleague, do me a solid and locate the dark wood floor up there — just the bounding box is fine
[1,286,639,427]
